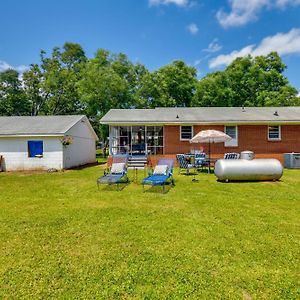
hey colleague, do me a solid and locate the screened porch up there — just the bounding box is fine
[109,125,164,156]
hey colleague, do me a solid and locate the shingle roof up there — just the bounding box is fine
[0,115,87,136]
[100,107,300,125]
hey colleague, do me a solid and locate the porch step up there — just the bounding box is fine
[128,156,148,169]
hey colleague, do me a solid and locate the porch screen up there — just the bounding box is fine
[146,126,164,155]
[109,126,164,155]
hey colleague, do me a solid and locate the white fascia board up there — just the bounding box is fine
[101,120,300,126]
[0,134,64,138]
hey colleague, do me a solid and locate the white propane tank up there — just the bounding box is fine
[214,159,283,182]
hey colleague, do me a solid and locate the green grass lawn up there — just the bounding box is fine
[96,149,108,165]
[0,166,299,299]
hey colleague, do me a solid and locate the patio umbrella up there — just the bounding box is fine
[190,129,232,160]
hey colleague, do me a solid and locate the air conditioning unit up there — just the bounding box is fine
[284,153,300,169]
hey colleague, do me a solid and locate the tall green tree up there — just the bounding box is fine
[38,43,86,115]
[77,49,149,137]
[0,69,30,115]
[78,49,131,117]
[22,64,45,116]
[192,52,299,107]
[138,60,197,107]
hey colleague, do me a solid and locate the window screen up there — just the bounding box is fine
[224,126,238,147]
[181,126,193,140]
[268,126,280,140]
[225,126,237,139]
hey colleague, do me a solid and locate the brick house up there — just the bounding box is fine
[100,107,300,163]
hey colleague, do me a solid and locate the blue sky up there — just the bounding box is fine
[1,0,300,91]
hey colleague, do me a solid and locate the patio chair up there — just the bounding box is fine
[224,152,240,159]
[176,154,194,175]
[142,159,175,193]
[97,154,129,190]
[194,152,207,168]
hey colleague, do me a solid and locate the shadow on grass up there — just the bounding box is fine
[69,163,99,170]
[216,179,283,184]
[143,184,173,194]
[97,182,129,192]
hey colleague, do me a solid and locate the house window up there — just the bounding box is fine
[180,126,193,140]
[268,125,281,140]
[225,126,238,147]
[28,141,43,158]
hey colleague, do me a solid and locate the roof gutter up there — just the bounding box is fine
[101,120,300,126]
[0,134,65,138]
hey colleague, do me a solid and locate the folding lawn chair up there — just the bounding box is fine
[194,152,207,168]
[224,152,240,159]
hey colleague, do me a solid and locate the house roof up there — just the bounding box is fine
[0,115,98,138]
[100,107,300,125]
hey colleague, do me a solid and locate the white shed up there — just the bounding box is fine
[0,115,98,171]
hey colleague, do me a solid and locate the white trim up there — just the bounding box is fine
[268,125,281,141]
[224,125,238,147]
[180,125,193,141]
[66,115,99,141]
[101,121,300,126]
[0,134,64,138]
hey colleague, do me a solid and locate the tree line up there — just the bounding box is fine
[0,42,299,138]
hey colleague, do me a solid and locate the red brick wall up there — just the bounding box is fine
[107,124,300,166]
[164,124,300,162]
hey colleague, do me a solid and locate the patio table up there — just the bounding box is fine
[204,158,218,173]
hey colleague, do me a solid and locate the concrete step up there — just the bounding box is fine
[128,156,148,169]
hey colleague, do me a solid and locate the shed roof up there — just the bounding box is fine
[0,115,98,138]
[100,107,300,125]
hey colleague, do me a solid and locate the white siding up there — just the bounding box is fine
[63,119,96,169]
[0,137,63,171]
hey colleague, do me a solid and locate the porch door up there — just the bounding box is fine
[131,126,146,155]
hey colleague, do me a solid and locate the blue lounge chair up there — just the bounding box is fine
[97,155,129,190]
[142,159,175,193]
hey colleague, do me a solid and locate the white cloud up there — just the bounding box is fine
[209,28,300,68]
[276,0,300,8]
[187,23,199,35]
[203,39,222,53]
[0,60,29,74]
[194,54,211,66]
[149,0,189,7]
[194,59,202,66]
[216,0,269,28]
[209,45,254,68]
[216,0,300,28]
